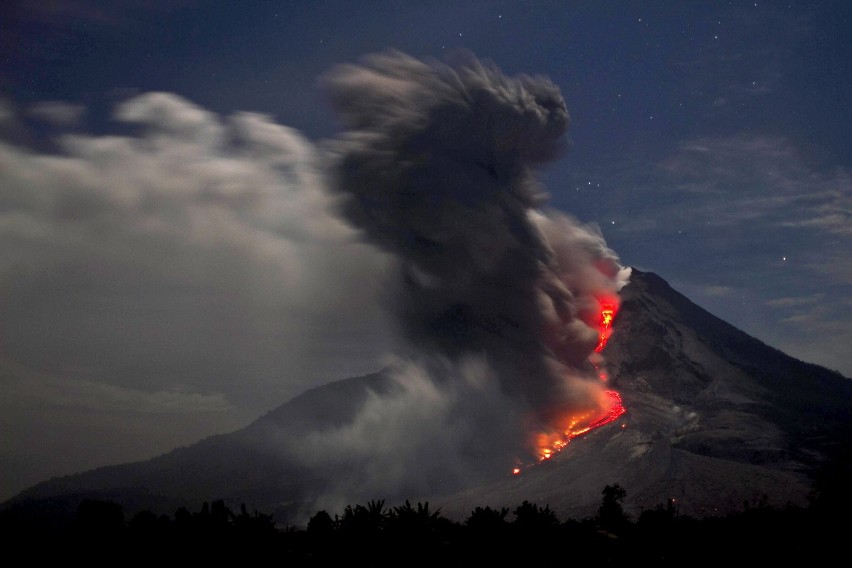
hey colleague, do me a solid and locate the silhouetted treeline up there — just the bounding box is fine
[2,482,847,565]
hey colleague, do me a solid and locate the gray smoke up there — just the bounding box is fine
[323,51,630,430]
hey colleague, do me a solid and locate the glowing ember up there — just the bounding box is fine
[530,390,625,463]
[514,302,627,474]
[594,303,616,353]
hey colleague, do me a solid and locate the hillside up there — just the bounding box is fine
[5,269,851,525]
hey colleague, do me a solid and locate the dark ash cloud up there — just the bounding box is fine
[0,52,632,511]
[324,50,628,417]
[268,51,632,514]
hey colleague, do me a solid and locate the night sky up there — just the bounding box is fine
[1,1,850,502]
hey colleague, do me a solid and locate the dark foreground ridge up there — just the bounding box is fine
[2,481,849,565]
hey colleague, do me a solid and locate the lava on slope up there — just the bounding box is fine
[515,301,626,473]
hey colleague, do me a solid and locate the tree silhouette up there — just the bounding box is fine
[338,499,386,536]
[597,484,629,534]
[504,501,562,563]
[307,509,335,536]
[462,505,510,564]
[385,500,451,558]
[69,499,127,558]
[233,502,276,541]
[387,500,442,532]
[11,479,852,565]
[512,500,560,530]
[128,508,173,541]
[74,498,125,533]
[72,498,125,542]
[465,505,509,533]
[637,497,677,526]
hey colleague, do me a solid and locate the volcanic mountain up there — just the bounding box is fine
[4,269,851,525]
[435,268,852,521]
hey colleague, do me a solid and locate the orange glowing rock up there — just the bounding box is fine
[513,302,627,474]
[528,390,626,464]
[594,303,616,353]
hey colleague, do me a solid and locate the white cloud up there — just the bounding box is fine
[0,99,13,123]
[27,101,86,126]
[765,293,824,308]
[2,360,231,415]
[0,93,395,499]
[658,136,851,234]
[703,285,737,297]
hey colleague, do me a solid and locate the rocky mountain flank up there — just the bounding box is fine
[433,268,852,520]
[6,269,851,524]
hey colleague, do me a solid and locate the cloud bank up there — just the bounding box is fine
[0,90,393,500]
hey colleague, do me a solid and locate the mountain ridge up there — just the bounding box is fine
[429,268,850,521]
[4,269,850,525]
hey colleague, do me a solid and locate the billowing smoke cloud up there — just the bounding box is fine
[0,91,394,500]
[284,355,525,518]
[274,51,630,518]
[323,50,629,426]
[0,51,629,514]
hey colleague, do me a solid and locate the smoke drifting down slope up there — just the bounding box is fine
[293,50,631,503]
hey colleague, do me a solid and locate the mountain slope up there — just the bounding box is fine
[5,269,850,524]
[433,268,852,520]
[2,371,399,522]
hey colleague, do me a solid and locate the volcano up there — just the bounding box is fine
[4,269,850,525]
[435,268,852,521]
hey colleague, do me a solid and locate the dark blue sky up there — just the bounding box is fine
[1,1,849,500]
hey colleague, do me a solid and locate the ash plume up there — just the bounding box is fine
[323,51,630,428]
[0,49,631,518]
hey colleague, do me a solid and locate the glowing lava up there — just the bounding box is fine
[594,303,616,353]
[531,390,625,463]
[516,301,626,473]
